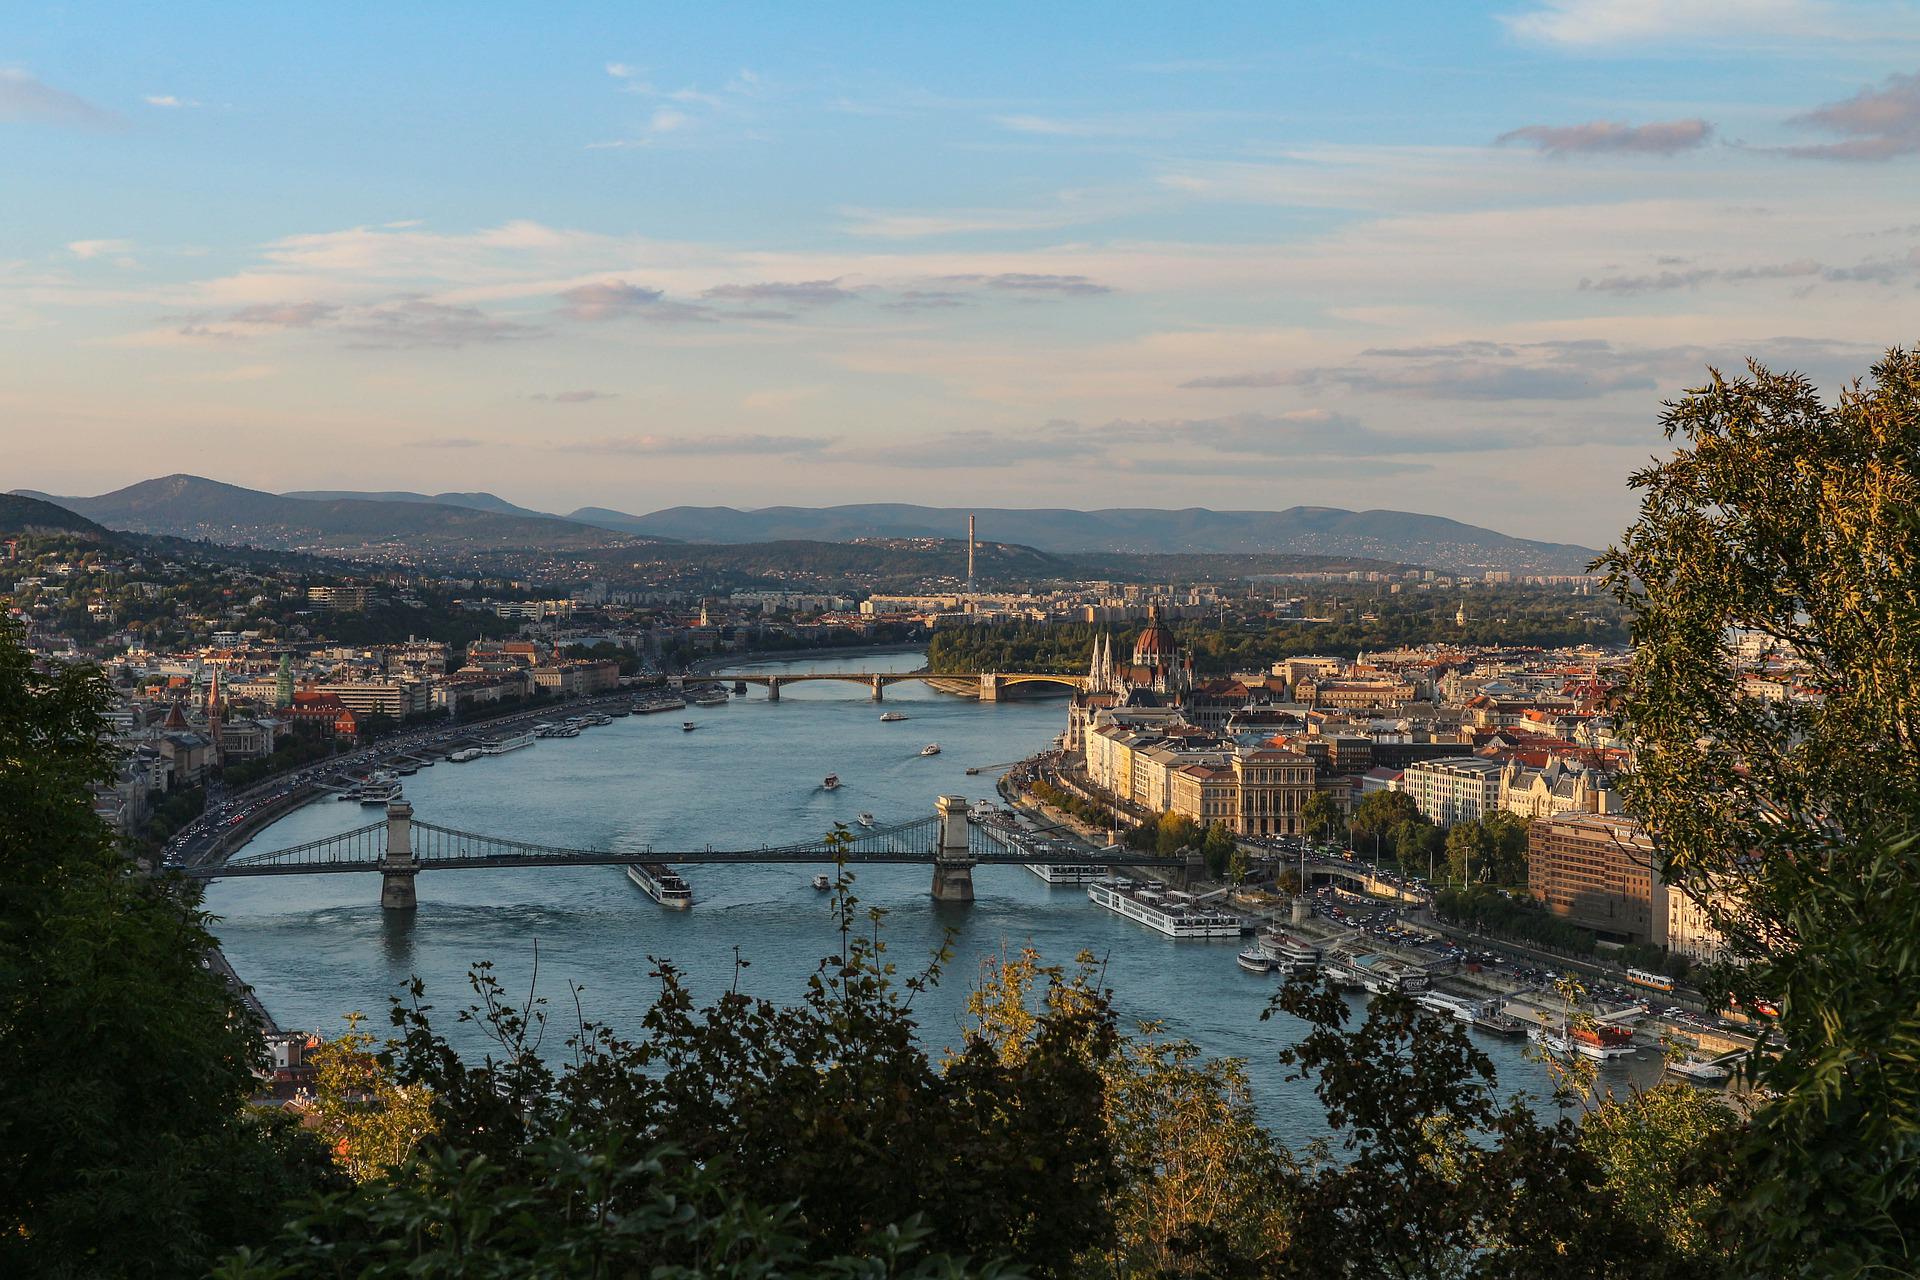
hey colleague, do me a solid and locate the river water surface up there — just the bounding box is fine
[208,651,1658,1145]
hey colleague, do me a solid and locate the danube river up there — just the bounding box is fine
[207,651,1657,1143]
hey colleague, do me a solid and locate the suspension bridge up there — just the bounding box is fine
[185,796,1186,909]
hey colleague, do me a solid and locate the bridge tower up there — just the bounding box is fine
[871,675,885,702]
[978,672,1001,702]
[379,800,419,911]
[930,794,975,902]
[765,677,781,702]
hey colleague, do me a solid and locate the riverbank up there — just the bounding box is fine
[689,642,927,672]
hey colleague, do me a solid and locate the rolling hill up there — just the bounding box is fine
[10,476,638,555]
[567,503,1597,575]
[9,478,1598,573]
[0,493,110,539]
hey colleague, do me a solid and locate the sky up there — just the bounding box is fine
[5,0,1920,546]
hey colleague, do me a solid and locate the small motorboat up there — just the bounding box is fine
[823,774,840,791]
[879,711,907,722]
[1236,946,1276,974]
[858,812,874,827]
[920,743,941,756]
[682,721,697,732]
[811,873,832,891]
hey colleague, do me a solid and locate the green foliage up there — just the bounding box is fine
[1265,976,1689,1278]
[1600,349,1920,1275]
[1300,792,1343,845]
[1025,777,1117,830]
[1581,1081,1736,1265]
[0,617,341,1277]
[215,1141,1021,1280]
[220,730,336,791]
[316,878,1124,1278]
[1442,813,1529,886]
[1437,886,1598,956]
[1202,820,1237,877]
[1154,810,1202,857]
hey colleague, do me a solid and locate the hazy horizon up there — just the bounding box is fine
[8,1,1920,545]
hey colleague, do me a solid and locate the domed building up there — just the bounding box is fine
[1085,605,1193,704]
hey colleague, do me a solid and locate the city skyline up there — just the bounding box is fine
[7,1,1920,544]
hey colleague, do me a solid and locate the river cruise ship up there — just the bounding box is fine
[1087,879,1243,939]
[1027,861,1107,885]
[480,731,535,755]
[349,772,402,805]
[1256,929,1322,973]
[625,863,693,909]
[447,747,481,763]
[1326,953,1431,995]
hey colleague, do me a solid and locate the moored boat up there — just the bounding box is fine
[1666,1054,1732,1082]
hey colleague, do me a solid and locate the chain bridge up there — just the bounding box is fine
[186,796,1184,909]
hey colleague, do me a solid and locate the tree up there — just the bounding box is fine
[1444,820,1493,885]
[1300,792,1343,846]
[1351,789,1421,844]
[1202,820,1237,878]
[299,1012,438,1182]
[1391,817,1445,876]
[0,618,340,1277]
[1599,348,1920,1274]
[965,948,1293,1276]
[1155,810,1201,857]
[1264,976,1686,1279]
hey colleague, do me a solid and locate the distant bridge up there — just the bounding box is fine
[187,797,1182,909]
[697,671,1088,701]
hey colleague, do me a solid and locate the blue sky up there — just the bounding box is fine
[6,0,1920,544]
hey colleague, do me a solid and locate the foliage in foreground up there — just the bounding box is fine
[1600,347,1920,1276]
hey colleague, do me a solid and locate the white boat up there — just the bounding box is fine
[1666,1055,1733,1082]
[858,813,874,828]
[823,774,840,791]
[447,748,481,763]
[625,863,692,909]
[1027,862,1106,884]
[920,743,941,756]
[1087,879,1243,939]
[811,873,832,891]
[681,722,697,732]
[879,711,908,722]
[1257,929,1322,972]
[1236,945,1276,973]
[968,800,998,821]
[480,731,534,755]
[352,772,402,805]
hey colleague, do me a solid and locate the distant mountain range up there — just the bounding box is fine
[7,478,1598,573]
[12,476,643,555]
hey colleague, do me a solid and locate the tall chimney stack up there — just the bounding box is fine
[966,513,976,599]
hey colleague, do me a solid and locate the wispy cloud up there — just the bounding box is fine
[67,238,136,261]
[342,297,541,349]
[942,272,1113,296]
[701,279,856,306]
[558,279,660,318]
[560,433,834,456]
[1782,70,1920,160]
[408,435,486,449]
[1182,340,1662,401]
[531,389,617,403]
[1497,118,1713,156]
[228,301,340,327]
[144,94,199,109]
[1577,253,1916,292]
[1498,0,1838,48]
[0,68,118,128]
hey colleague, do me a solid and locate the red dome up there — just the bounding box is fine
[1132,607,1175,665]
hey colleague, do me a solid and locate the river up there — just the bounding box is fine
[206,650,1660,1145]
